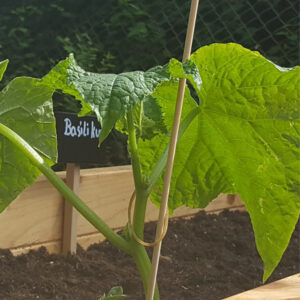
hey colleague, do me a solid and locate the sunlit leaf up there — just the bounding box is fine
[141,43,300,281]
[0,77,57,212]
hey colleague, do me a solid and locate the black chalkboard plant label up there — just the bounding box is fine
[55,112,102,163]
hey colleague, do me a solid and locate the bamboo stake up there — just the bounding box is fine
[146,1,199,299]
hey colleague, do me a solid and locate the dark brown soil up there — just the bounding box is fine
[0,210,299,300]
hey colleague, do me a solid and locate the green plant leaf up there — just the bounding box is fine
[0,60,9,82]
[0,77,57,212]
[141,43,300,281]
[167,58,202,94]
[43,55,170,145]
[139,81,197,182]
[116,95,167,141]
[41,54,88,110]
[99,286,127,300]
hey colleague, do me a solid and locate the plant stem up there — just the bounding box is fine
[126,111,148,239]
[0,122,131,255]
[126,112,160,299]
[41,166,131,254]
[132,244,160,300]
[127,111,143,189]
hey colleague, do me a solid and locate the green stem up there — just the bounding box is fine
[0,123,131,255]
[132,244,160,300]
[126,112,160,299]
[126,111,148,239]
[127,111,143,189]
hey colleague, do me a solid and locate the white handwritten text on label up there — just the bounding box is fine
[63,118,100,139]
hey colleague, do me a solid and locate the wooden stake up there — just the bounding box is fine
[146,1,199,299]
[62,163,80,254]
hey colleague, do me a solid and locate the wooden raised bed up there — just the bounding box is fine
[1,167,298,299]
[0,165,244,255]
[223,273,300,300]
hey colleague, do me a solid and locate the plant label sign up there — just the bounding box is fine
[55,112,102,163]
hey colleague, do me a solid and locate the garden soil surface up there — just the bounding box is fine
[0,210,299,300]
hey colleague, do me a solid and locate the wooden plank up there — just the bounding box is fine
[62,163,80,254]
[76,183,244,237]
[0,166,131,250]
[10,202,245,256]
[76,166,135,235]
[0,177,64,249]
[223,273,300,300]
[10,204,245,256]
[0,165,245,254]
[11,240,62,256]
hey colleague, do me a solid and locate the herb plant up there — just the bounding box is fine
[0,43,299,299]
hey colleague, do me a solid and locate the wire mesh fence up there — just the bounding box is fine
[1,0,299,85]
[0,0,299,168]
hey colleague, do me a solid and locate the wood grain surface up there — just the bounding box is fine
[0,165,244,254]
[223,273,300,300]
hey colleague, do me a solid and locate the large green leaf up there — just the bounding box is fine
[43,55,170,144]
[0,75,57,212]
[140,43,300,280]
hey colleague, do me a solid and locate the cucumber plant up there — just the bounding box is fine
[0,43,299,299]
